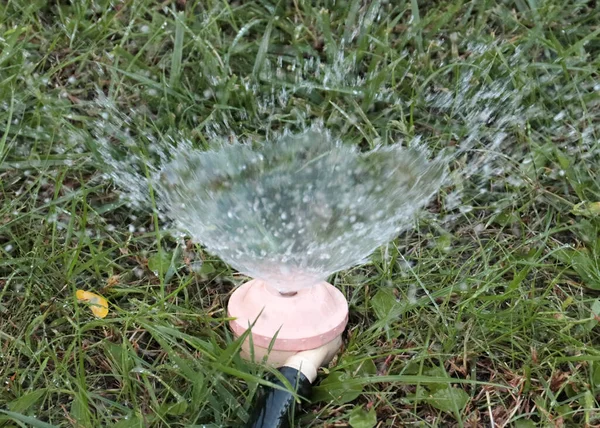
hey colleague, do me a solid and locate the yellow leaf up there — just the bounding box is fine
[76,289,109,318]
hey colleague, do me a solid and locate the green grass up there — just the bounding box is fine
[1,0,600,426]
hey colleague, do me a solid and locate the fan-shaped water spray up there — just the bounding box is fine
[157,129,446,292]
[86,9,544,294]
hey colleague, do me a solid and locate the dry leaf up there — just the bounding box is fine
[76,290,109,318]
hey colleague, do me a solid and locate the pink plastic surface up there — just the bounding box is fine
[228,279,348,352]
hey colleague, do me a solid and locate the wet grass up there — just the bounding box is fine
[1,0,600,426]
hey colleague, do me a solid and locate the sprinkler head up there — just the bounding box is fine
[228,279,348,366]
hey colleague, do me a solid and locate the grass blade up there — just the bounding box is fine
[0,410,57,428]
[253,21,272,78]
[170,12,185,88]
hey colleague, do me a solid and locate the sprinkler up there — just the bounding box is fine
[229,280,346,427]
[158,129,446,426]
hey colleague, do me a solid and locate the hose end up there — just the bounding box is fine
[246,366,312,428]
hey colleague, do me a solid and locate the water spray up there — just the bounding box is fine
[157,129,446,426]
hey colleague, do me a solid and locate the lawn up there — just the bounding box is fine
[1,0,600,426]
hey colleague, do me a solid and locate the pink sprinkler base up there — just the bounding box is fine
[228,279,348,366]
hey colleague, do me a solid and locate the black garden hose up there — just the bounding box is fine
[246,366,313,428]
